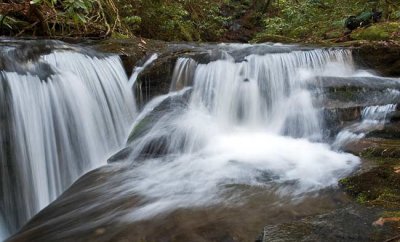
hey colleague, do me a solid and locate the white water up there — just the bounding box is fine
[119,48,360,221]
[170,58,197,91]
[0,51,135,237]
[333,104,398,148]
[362,104,397,122]
[128,53,158,87]
[128,87,191,137]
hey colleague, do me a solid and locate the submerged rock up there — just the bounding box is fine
[108,88,192,163]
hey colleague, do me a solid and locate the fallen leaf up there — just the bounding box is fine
[373,217,400,226]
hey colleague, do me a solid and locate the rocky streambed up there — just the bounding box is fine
[3,39,400,242]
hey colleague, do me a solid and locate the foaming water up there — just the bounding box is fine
[124,129,358,222]
[4,45,377,242]
[0,50,135,236]
[120,48,360,221]
[333,104,398,148]
[362,104,397,122]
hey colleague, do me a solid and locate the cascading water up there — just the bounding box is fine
[362,104,397,122]
[170,58,197,91]
[128,53,158,88]
[333,103,398,148]
[113,47,360,221]
[7,45,378,242]
[0,43,135,238]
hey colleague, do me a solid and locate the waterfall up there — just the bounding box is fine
[0,46,135,237]
[361,104,397,122]
[128,53,158,88]
[130,48,355,158]
[3,45,368,242]
[113,48,360,221]
[333,103,398,148]
[170,58,197,91]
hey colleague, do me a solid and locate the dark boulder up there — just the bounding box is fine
[345,11,382,31]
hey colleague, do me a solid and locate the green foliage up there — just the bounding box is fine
[350,23,395,41]
[63,0,92,23]
[30,0,94,24]
[126,0,230,41]
[0,15,15,31]
[5,0,399,41]
[356,193,368,204]
[255,0,400,42]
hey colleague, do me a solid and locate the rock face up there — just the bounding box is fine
[259,206,397,242]
[353,42,400,77]
[315,75,400,137]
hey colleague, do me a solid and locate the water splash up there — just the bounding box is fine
[362,104,397,122]
[3,46,370,241]
[333,104,398,148]
[118,48,360,221]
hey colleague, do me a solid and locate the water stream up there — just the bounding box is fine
[3,43,399,241]
[128,53,159,88]
[333,104,398,148]
[0,44,135,238]
[119,48,361,222]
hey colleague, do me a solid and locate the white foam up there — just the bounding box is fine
[123,119,359,221]
[121,48,360,221]
[333,104,397,148]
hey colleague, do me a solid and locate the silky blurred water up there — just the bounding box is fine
[0,50,135,238]
[121,48,360,221]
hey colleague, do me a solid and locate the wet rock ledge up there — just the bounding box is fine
[352,42,400,77]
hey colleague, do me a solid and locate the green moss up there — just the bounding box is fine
[111,32,130,40]
[324,29,344,39]
[340,157,400,210]
[350,22,400,41]
[356,193,368,204]
[358,139,400,160]
[339,177,350,185]
[382,211,400,218]
[252,33,297,43]
[326,87,362,102]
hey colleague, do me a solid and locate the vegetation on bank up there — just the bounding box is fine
[253,0,400,43]
[0,0,399,43]
[339,138,400,230]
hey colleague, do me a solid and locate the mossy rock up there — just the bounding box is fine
[323,29,344,40]
[252,33,297,44]
[352,41,400,77]
[344,137,400,159]
[339,158,400,209]
[350,22,400,41]
[367,122,400,139]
